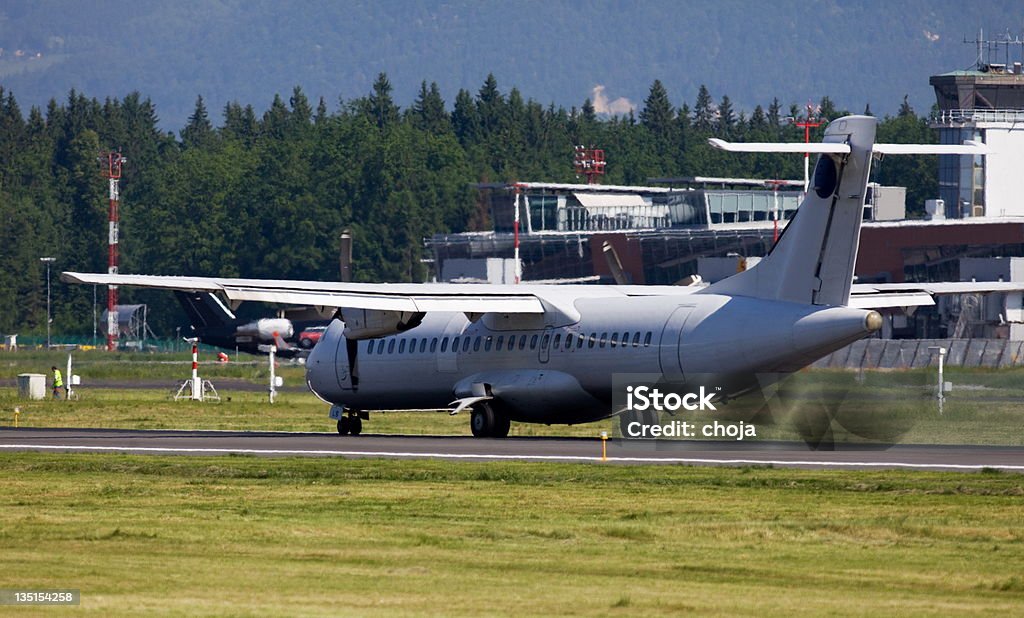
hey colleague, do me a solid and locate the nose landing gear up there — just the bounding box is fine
[332,406,366,436]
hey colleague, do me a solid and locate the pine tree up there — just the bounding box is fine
[898,95,914,117]
[181,95,213,148]
[717,95,736,135]
[639,79,674,136]
[451,88,479,146]
[693,85,714,131]
[410,81,449,134]
[476,73,506,139]
[362,72,399,130]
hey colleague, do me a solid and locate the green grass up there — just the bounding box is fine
[0,388,603,437]
[0,349,308,382]
[3,351,1024,444]
[0,454,1021,616]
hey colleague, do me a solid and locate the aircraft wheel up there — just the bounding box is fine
[618,411,638,438]
[299,337,314,349]
[491,412,511,438]
[337,416,350,436]
[348,415,363,436]
[470,403,495,438]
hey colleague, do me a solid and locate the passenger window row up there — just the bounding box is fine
[364,331,654,355]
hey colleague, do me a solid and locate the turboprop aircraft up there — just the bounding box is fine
[64,115,997,439]
[173,290,321,358]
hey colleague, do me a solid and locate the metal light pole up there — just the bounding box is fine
[40,257,55,348]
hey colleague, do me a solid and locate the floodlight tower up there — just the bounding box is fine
[99,151,126,351]
[788,104,825,194]
[573,145,606,185]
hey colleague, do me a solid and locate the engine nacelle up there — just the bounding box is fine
[340,308,424,340]
[236,318,294,341]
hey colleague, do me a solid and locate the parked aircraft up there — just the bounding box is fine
[64,116,998,442]
[174,290,326,358]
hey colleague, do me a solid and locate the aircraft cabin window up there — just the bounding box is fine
[622,332,630,349]
[441,337,449,352]
[473,337,482,352]
[588,334,596,349]
[398,339,406,353]
[644,332,652,347]
[387,339,395,354]
[610,333,619,348]
[484,336,493,352]
[599,333,608,348]
[541,334,550,349]
[518,335,526,350]
[409,340,417,355]
[530,334,539,350]
[463,337,471,352]
[430,338,437,353]
[552,334,561,350]
[496,335,504,350]
[451,337,459,353]
[565,334,574,351]
[366,341,374,354]
[632,332,640,347]
[508,335,516,351]
[577,334,585,349]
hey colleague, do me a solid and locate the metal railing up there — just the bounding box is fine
[933,108,1024,124]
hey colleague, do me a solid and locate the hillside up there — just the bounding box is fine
[1,0,1020,130]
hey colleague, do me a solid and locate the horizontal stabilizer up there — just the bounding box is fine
[709,138,989,156]
[871,142,990,155]
[708,138,851,154]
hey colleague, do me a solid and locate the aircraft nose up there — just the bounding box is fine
[305,320,342,400]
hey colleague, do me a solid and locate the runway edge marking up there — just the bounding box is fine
[1,444,1023,471]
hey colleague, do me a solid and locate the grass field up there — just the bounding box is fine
[0,453,1021,616]
[3,350,1024,443]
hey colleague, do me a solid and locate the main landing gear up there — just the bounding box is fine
[469,401,510,438]
[336,410,366,436]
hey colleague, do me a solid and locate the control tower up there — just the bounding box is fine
[930,37,1024,218]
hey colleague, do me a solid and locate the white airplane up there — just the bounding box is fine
[64,115,1000,440]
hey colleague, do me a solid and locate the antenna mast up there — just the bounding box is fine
[963,28,1024,69]
[99,151,126,351]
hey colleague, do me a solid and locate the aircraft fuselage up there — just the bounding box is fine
[305,292,878,425]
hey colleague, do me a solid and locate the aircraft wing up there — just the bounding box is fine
[61,273,696,322]
[62,272,547,314]
[848,281,1024,309]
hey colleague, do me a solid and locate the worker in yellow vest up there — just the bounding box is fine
[51,366,64,400]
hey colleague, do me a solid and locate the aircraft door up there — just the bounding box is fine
[334,331,357,391]
[658,306,693,383]
[538,326,553,364]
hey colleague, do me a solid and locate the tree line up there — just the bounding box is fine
[0,74,935,337]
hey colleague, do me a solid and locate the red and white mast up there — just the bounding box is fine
[790,104,824,196]
[100,152,126,351]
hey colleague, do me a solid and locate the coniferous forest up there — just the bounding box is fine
[0,74,936,337]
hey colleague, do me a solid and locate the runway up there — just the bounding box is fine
[1,427,1022,471]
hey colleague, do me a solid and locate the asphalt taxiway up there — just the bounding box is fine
[1,428,1022,471]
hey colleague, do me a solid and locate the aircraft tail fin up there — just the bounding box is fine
[701,117,989,307]
[174,290,237,329]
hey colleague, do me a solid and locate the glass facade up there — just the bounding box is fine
[938,127,984,218]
